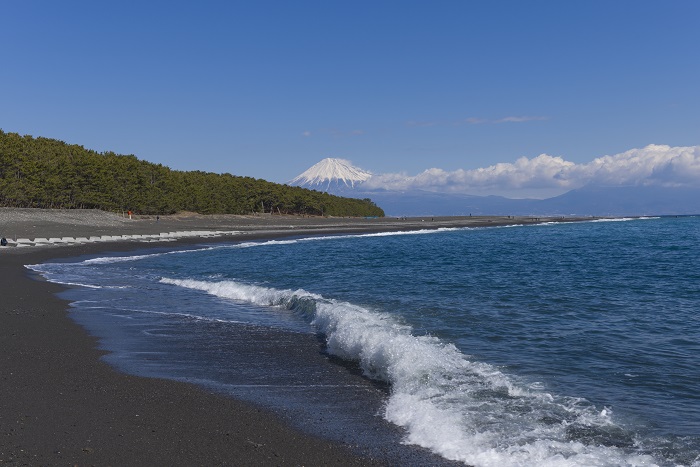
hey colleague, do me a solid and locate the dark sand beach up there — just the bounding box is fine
[0,209,586,466]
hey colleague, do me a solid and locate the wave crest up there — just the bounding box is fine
[160,277,659,466]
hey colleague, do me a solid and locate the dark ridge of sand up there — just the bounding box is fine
[0,209,589,465]
[0,207,579,244]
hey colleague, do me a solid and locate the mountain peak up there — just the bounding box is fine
[289,158,372,191]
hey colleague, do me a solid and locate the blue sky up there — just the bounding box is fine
[2,1,699,193]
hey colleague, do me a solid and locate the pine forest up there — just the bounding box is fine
[0,131,384,217]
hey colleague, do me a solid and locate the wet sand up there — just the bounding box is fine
[0,209,587,465]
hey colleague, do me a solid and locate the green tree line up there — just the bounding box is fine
[0,131,384,217]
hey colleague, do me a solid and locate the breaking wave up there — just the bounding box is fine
[160,277,664,466]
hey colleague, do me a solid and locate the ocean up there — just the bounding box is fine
[28,217,700,466]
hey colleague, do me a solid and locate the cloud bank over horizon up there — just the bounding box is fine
[362,144,700,199]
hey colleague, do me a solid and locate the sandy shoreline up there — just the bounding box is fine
[0,209,588,465]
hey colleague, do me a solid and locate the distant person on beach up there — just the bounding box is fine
[0,237,7,246]
[128,210,132,219]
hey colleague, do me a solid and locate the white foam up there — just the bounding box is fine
[588,217,646,223]
[80,246,217,265]
[224,227,466,251]
[159,277,660,467]
[160,277,321,306]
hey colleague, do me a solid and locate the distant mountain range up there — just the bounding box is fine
[290,158,700,216]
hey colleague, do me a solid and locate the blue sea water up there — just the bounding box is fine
[28,217,700,466]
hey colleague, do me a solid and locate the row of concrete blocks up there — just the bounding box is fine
[7,230,242,247]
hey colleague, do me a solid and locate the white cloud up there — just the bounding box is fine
[492,116,549,124]
[461,116,549,125]
[406,120,439,127]
[463,117,488,125]
[406,116,549,128]
[304,128,365,138]
[362,145,700,198]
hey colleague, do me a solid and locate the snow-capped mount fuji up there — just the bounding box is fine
[289,158,372,192]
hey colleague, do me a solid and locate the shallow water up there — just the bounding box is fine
[29,217,700,466]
